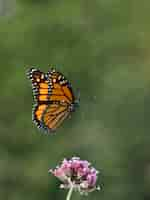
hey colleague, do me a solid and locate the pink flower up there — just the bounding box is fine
[49,157,100,195]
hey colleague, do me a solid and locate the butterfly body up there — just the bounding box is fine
[27,67,77,133]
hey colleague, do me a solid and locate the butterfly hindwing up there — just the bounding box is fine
[41,102,70,132]
[32,104,48,129]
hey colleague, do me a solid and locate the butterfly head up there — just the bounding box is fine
[70,98,79,112]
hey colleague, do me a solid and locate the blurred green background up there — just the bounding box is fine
[1,0,150,199]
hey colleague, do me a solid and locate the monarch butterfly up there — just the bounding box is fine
[27,67,78,132]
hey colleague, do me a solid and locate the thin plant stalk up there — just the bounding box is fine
[66,186,74,200]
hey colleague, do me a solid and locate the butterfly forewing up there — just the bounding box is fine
[48,69,75,104]
[27,68,50,103]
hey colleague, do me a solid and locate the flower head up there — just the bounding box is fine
[49,157,100,195]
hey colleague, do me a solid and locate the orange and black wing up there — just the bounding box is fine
[47,68,75,105]
[27,68,50,129]
[41,102,70,132]
[27,68,50,103]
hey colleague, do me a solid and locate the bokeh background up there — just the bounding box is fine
[1,0,150,199]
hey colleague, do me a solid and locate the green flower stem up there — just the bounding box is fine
[66,186,74,200]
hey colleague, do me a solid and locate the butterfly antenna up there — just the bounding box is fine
[75,89,80,105]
